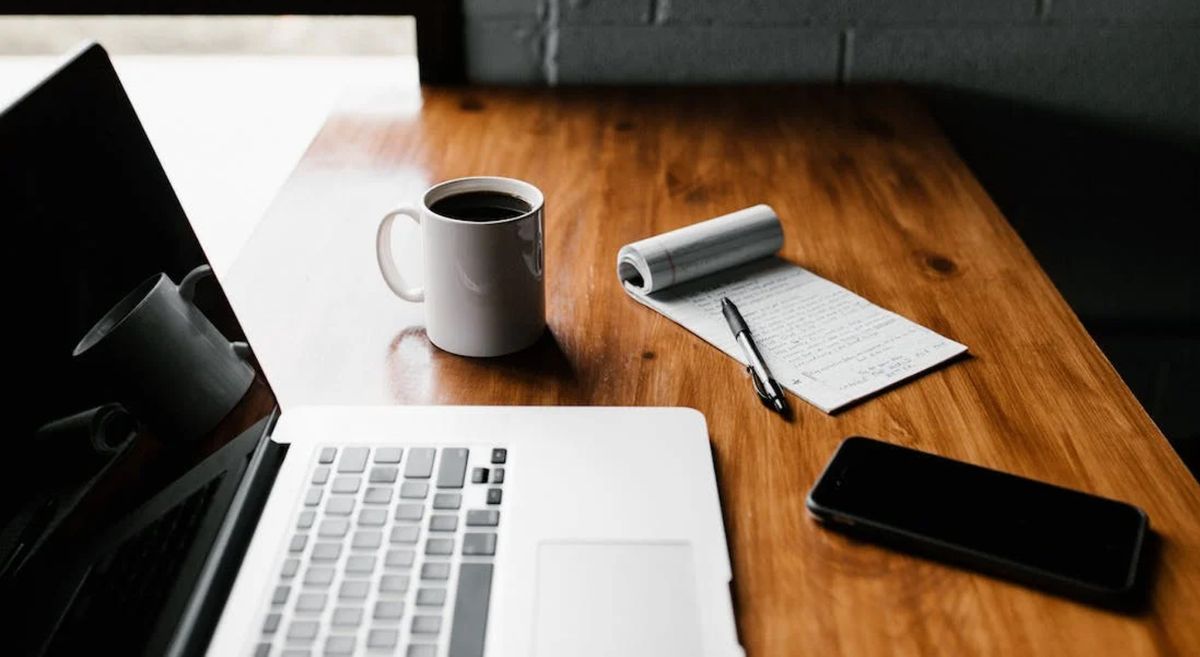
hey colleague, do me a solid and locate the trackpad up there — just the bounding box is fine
[534,541,703,657]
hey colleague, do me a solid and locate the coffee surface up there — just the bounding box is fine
[431,191,532,222]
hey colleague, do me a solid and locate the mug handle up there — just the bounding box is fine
[376,204,425,302]
[178,264,213,301]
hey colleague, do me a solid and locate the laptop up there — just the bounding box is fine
[0,44,742,657]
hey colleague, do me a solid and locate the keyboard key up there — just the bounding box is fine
[436,448,469,488]
[429,514,458,532]
[407,645,436,657]
[364,486,393,504]
[405,448,435,478]
[312,542,341,561]
[318,518,349,538]
[312,466,330,484]
[255,643,270,657]
[368,628,399,649]
[380,574,410,594]
[273,585,291,605]
[304,567,334,586]
[400,482,429,499]
[490,448,506,464]
[395,504,424,521]
[432,493,461,510]
[319,447,337,464]
[370,466,398,483]
[281,558,300,578]
[352,530,383,550]
[324,635,355,655]
[326,497,355,516]
[491,468,505,484]
[297,510,316,529]
[449,563,493,657]
[332,476,361,494]
[339,580,369,600]
[359,508,387,526]
[282,650,310,657]
[416,588,446,607]
[288,620,318,640]
[304,487,323,506]
[486,488,502,505]
[390,525,420,544]
[263,613,281,633]
[338,447,369,473]
[466,510,500,527]
[386,549,415,568]
[289,534,308,552]
[471,467,489,484]
[374,600,405,619]
[421,562,450,580]
[345,555,377,574]
[332,607,363,627]
[296,592,327,612]
[463,533,497,556]
[426,538,454,555]
[375,447,403,463]
[412,615,442,634]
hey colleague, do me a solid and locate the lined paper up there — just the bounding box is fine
[618,206,967,412]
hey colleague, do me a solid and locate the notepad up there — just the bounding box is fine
[616,205,968,413]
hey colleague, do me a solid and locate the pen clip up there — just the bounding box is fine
[746,365,771,402]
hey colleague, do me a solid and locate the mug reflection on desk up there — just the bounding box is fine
[72,265,255,443]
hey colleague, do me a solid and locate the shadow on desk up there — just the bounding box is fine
[386,326,578,403]
[925,87,1200,481]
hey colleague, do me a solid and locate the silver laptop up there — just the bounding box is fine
[211,406,742,657]
[2,44,741,657]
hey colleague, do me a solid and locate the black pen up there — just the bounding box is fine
[721,297,789,415]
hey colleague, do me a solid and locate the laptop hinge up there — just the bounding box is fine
[165,408,287,657]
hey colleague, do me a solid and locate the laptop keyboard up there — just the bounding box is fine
[255,446,507,657]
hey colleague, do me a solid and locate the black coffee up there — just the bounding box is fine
[430,191,532,222]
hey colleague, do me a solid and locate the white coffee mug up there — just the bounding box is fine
[376,176,546,357]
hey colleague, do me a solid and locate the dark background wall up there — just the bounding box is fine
[465,0,1200,477]
[464,0,1199,140]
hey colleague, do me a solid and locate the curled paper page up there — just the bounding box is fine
[616,204,967,413]
[617,204,783,294]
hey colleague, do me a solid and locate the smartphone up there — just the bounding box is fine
[807,436,1149,606]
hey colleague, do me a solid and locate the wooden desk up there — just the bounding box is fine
[227,86,1200,656]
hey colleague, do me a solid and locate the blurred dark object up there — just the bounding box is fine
[1,404,136,581]
[931,90,1200,480]
[35,403,136,476]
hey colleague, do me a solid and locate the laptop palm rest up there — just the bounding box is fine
[534,541,703,657]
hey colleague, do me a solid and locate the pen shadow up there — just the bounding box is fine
[825,350,974,416]
[761,394,797,423]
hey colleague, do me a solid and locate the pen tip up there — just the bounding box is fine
[773,398,787,413]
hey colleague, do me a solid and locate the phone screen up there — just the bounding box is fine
[808,437,1147,592]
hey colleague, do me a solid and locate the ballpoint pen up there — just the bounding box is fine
[721,297,790,415]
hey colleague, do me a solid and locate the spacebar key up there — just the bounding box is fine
[448,562,493,657]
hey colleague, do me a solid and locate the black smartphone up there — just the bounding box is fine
[807,436,1150,606]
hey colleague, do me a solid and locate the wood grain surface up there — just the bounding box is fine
[226,85,1200,656]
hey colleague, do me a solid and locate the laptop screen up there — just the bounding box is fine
[0,43,279,648]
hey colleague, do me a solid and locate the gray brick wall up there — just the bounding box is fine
[462,0,1200,138]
